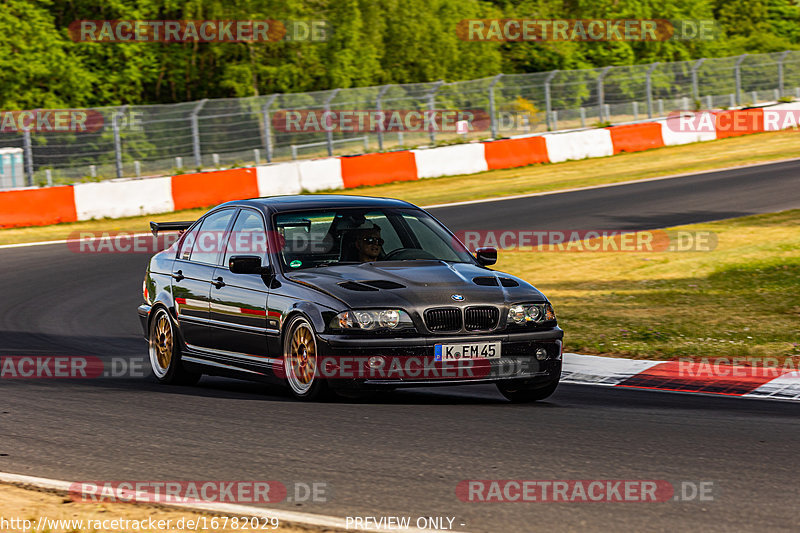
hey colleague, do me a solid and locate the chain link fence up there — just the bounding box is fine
[2,50,800,188]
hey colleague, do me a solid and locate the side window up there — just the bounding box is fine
[189,209,235,265]
[225,210,268,267]
[178,224,200,260]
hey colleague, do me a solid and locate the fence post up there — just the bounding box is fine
[734,54,747,106]
[777,50,790,97]
[113,106,126,179]
[597,66,612,122]
[262,94,278,163]
[691,58,706,103]
[324,89,340,157]
[646,62,659,118]
[190,99,208,168]
[376,84,391,150]
[488,74,503,139]
[544,70,558,131]
[9,154,17,188]
[427,81,444,145]
[23,129,33,186]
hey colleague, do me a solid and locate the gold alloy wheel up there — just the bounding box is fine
[149,309,173,378]
[285,321,317,395]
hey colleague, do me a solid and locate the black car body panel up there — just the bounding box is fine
[138,195,563,391]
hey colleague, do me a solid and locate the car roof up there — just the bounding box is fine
[221,194,418,212]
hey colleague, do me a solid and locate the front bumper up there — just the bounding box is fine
[316,327,563,388]
[137,304,151,338]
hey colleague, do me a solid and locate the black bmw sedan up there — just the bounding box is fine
[139,195,563,402]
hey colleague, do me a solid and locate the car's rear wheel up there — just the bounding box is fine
[283,316,330,401]
[497,376,559,403]
[148,307,201,385]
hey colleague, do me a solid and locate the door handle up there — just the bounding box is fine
[171,270,184,281]
[212,276,225,288]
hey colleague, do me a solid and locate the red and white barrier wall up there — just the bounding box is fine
[2,104,798,228]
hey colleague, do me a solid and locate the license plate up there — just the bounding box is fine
[434,341,501,361]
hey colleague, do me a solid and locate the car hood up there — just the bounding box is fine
[284,260,546,309]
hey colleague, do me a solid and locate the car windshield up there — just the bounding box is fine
[274,207,475,270]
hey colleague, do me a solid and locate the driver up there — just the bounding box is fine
[354,224,383,262]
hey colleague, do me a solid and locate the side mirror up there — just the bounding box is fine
[229,255,271,275]
[475,247,497,266]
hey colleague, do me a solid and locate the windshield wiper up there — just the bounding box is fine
[315,261,361,267]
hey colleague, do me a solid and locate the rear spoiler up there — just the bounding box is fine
[150,221,194,236]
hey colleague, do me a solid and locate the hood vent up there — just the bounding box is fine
[473,276,499,286]
[338,281,379,291]
[338,280,405,291]
[499,277,519,287]
[362,280,405,290]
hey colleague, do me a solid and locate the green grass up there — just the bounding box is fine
[496,210,800,360]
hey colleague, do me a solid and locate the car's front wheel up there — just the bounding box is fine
[148,307,201,385]
[282,315,330,401]
[497,376,559,403]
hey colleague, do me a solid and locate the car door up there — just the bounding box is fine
[171,208,236,350]
[209,208,274,357]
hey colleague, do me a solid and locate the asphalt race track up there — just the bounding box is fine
[2,160,800,532]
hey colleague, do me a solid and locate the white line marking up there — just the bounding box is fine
[0,231,160,250]
[0,238,71,249]
[0,472,465,533]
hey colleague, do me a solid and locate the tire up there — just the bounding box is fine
[148,307,201,385]
[497,376,559,403]
[282,315,331,401]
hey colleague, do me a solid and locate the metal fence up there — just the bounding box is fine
[3,50,800,188]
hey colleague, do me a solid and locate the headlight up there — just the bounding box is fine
[330,309,414,331]
[507,303,556,324]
